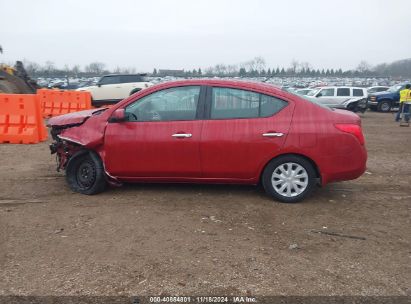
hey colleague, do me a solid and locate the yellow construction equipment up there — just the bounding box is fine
[0,45,40,94]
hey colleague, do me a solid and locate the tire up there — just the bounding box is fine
[262,155,316,203]
[347,102,357,112]
[129,88,141,95]
[378,100,391,112]
[66,151,107,195]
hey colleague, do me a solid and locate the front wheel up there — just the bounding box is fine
[378,100,391,112]
[66,151,107,195]
[262,155,316,203]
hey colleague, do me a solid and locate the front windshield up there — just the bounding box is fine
[387,85,403,92]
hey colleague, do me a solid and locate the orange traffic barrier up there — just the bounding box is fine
[37,89,92,117]
[0,94,47,144]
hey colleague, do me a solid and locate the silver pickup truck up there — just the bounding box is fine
[307,86,368,112]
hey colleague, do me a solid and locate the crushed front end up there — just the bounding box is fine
[49,125,84,171]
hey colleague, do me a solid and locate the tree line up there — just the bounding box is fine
[17,56,411,78]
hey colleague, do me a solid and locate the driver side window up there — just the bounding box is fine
[319,88,335,97]
[125,86,200,122]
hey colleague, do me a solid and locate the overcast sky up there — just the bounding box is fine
[1,0,410,72]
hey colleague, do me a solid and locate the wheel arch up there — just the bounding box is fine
[377,99,393,112]
[66,148,99,170]
[259,152,321,183]
[130,88,142,95]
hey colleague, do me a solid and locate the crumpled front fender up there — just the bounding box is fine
[58,115,107,149]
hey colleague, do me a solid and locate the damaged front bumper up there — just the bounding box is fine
[49,137,82,172]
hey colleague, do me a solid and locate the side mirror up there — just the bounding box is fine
[316,93,322,97]
[97,83,102,87]
[109,108,126,123]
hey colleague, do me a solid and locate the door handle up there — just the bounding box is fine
[262,132,284,137]
[172,133,192,138]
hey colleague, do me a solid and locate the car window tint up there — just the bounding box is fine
[125,86,200,122]
[211,87,287,119]
[353,89,364,96]
[260,94,288,117]
[337,88,350,96]
[120,75,144,83]
[320,88,334,96]
[99,76,120,85]
[211,88,259,119]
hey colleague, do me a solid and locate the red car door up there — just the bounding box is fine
[200,86,294,180]
[103,86,204,178]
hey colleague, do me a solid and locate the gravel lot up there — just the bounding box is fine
[0,111,410,296]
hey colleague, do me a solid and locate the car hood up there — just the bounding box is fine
[47,109,106,127]
[369,91,392,97]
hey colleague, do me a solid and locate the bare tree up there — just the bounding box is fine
[290,59,300,74]
[300,61,311,70]
[356,60,372,74]
[85,62,106,75]
[23,60,40,76]
[45,61,55,72]
[254,56,266,73]
[226,64,239,75]
[71,65,81,76]
[242,57,266,73]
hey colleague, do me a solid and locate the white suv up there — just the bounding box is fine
[77,74,152,106]
[307,86,368,112]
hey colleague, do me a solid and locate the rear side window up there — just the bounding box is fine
[99,76,121,85]
[120,75,145,83]
[337,88,350,96]
[353,89,364,96]
[211,87,287,119]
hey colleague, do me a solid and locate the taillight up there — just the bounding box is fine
[334,124,365,145]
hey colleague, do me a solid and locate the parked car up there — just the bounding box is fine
[47,80,367,203]
[368,83,409,112]
[76,74,152,106]
[367,86,389,94]
[308,86,368,112]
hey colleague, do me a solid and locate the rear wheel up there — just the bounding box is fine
[66,151,107,195]
[378,100,391,112]
[262,155,316,203]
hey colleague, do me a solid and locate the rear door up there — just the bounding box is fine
[103,85,205,178]
[334,87,352,107]
[200,86,293,180]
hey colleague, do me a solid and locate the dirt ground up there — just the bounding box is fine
[0,111,410,297]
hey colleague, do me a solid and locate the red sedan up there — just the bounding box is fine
[48,79,367,203]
